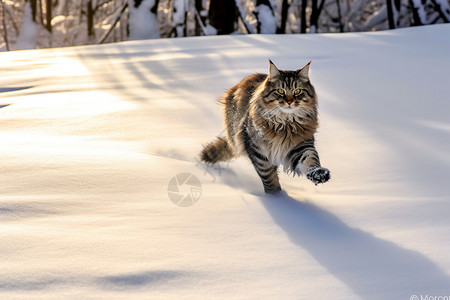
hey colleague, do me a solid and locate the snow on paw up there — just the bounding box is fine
[306,167,330,185]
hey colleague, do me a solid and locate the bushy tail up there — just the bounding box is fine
[200,137,234,164]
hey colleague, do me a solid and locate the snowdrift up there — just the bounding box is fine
[1,24,450,299]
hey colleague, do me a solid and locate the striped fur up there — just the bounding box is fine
[201,137,234,163]
[200,60,330,193]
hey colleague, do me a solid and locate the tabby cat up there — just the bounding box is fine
[200,60,330,194]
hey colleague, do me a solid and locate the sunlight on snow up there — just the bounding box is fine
[0,132,142,159]
[418,119,450,134]
[6,91,138,119]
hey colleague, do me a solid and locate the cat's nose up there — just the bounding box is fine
[286,99,293,105]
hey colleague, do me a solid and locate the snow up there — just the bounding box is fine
[14,2,38,50]
[204,24,218,36]
[411,0,427,24]
[235,0,255,34]
[255,4,277,34]
[128,0,159,40]
[172,0,187,37]
[435,0,450,20]
[1,24,450,299]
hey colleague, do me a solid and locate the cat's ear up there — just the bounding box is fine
[297,61,311,80]
[268,59,280,79]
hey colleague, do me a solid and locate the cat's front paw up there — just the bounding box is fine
[306,167,330,185]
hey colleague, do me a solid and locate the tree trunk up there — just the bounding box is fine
[310,0,325,33]
[336,0,344,32]
[208,0,236,34]
[386,0,398,29]
[99,1,128,44]
[1,0,10,50]
[194,0,203,35]
[87,0,94,38]
[409,0,424,26]
[310,0,318,32]
[430,0,449,22]
[45,0,51,32]
[38,0,43,26]
[387,0,394,28]
[151,0,159,14]
[277,0,289,33]
[28,0,37,21]
[300,0,307,33]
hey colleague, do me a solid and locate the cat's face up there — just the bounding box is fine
[261,61,317,115]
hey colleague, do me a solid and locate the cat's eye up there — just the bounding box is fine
[277,89,285,95]
[294,89,303,96]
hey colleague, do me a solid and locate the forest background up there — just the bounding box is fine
[1,0,449,51]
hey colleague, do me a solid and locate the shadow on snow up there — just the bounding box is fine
[0,86,33,94]
[0,270,188,291]
[261,192,450,299]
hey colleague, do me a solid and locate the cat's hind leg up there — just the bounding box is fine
[200,137,234,164]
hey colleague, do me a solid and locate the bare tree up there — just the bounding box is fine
[336,0,344,32]
[99,1,129,44]
[45,0,51,32]
[278,0,289,33]
[3,0,450,52]
[409,0,426,25]
[387,0,401,28]
[1,0,10,50]
[431,0,450,22]
[208,0,236,34]
[301,0,307,33]
[194,0,204,35]
[28,0,37,21]
[430,0,449,22]
[87,0,94,38]
[309,0,326,32]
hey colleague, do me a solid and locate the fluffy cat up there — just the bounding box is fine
[200,60,330,194]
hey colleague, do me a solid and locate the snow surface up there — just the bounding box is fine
[1,24,450,299]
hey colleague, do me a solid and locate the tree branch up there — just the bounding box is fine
[98,1,128,44]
